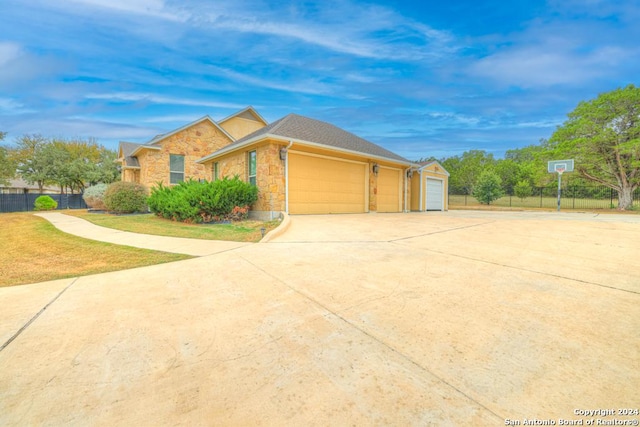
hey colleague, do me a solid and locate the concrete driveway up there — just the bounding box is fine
[1,211,639,425]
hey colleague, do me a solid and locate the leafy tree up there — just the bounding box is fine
[546,84,640,210]
[473,170,504,205]
[514,180,533,201]
[442,150,495,194]
[494,159,520,194]
[0,131,16,186]
[12,135,118,193]
[13,134,50,192]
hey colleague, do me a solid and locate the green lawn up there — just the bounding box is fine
[66,210,281,243]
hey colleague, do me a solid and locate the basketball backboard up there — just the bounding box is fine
[548,159,574,174]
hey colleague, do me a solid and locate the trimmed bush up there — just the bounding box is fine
[83,183,109,210]
[147,176,258,223]
[104,182,148,213]
[34,195,58,211]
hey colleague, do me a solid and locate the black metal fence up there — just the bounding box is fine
[449,185,640,210]
[0,193,87,213]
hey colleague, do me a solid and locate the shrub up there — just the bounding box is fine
[104,182,148,213]
[147,176,258,223]
[34,195,58,211]
[472,170,504,205]
[83,183,109,210]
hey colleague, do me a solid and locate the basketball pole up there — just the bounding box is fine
[556,171,563,212]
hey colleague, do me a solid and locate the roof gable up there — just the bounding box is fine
[118,141,143,168]
[218,106,268,126]
[418,160,450,176]
[146,115,234,146]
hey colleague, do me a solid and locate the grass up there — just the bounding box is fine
[0,213,192,287]
[449,194,639,211]
[65,210,282,243]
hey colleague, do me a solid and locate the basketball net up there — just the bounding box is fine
[556,167,565,175]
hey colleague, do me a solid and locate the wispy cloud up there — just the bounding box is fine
[85,92,246,109]
[59,0,187,22]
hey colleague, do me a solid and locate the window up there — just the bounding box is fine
[170,154,184,184]
[213,162,219,181]
[248,150,256,186]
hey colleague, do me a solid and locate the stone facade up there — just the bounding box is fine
[210,142,286,217]
[122,168,140,183]
[136,121,233,188]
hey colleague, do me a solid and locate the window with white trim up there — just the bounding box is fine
[248,150,256,186]
[170,154,184,184]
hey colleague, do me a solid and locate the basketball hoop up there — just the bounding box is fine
[556,167,565,175]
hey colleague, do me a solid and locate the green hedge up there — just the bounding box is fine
[147,177,258,223]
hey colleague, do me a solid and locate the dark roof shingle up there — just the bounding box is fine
[220,114,410,163]
[119,141,142,167]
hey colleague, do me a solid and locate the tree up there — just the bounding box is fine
[13,134,50,192]
[473,170,504,205]
[0,131,16,186]
[514,180,532,201]
[547,84,640,210]
[442,150,495,194]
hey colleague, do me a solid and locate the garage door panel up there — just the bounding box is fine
[377,167,401,213]
[425,178,443,211]
[289,153,367,214]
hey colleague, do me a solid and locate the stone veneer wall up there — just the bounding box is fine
[121,168,140,183]
[138,121,233,188]
[210,142,286,214]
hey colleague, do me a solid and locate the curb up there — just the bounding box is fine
[260,212,290,243]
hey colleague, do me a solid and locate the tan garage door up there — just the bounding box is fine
[377,167,402,212]
[288,152,367,214]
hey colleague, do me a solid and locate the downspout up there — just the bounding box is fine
[404,168,409,213]
[284,140,293,214]
[419,170,423,212]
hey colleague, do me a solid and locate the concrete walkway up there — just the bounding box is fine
[34,212,250,256]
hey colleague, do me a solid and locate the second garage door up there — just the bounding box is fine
[288,152,368,214]
[377,167,402,212]
[425,178,444,211]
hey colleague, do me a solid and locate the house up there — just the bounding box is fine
[117,107,268,187]
[120,107,448,218]
[197,113,446,218]
[0,178,58,194]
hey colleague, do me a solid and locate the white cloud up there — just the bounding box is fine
[195,1,455,61]
[85,92,246,109]
[0,42,22,67]
[471,44,629,88]
[60,0,188,22]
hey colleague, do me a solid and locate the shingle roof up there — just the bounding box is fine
[207,113,411,164]
[118,141,142,168]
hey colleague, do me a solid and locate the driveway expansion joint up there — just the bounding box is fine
[0,278,79,353]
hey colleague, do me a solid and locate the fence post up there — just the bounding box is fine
[610,188,614,208]
[540,187,543,208]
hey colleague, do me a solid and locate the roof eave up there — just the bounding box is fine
[130,145,161,156]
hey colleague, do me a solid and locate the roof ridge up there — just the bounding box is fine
[267,113,294,135]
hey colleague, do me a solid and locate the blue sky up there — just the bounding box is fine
[0,0,638,160]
